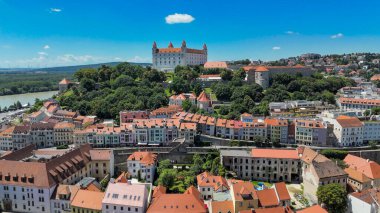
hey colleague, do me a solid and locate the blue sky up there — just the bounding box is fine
[1,0,380,67]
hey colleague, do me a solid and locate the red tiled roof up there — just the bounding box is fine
[211,201,234,213]
[89,150,112,161]
[251,149,299,159]
[255,66,269,72]
[370,74,380,81]
[265,118,288,126]
[339,97,380,107]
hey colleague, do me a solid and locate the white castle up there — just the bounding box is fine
[152,41,208,72]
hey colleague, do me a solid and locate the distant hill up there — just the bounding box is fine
[0,62,152,73]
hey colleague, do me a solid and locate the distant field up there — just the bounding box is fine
[0,71,73,96]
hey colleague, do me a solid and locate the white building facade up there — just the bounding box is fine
[152,41,207,72]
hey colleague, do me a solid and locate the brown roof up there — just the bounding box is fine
[350,188,380,205]
[90,150,112,161]
[344,154,380,179]
[312,160,347,179]
[298,205,328,213]
[336,115,363,128]
[54,122,75,129]
[211,201,234,213]
[127,151,157,166]
[71,189,104,211]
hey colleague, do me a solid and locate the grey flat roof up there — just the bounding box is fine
[220,149,251,157]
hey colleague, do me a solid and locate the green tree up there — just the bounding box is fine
[191,154,203,174]
[182,99,192,112]
[220,69,233,81]
[157,159,171,174]
[157,169,176,188]
[80,78,96,92]
[317,184,347,213]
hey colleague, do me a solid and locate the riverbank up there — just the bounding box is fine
[0,90,58,109]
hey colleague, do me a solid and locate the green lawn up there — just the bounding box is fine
[252,181,273,188]
[204,87,217,101]
[165,73,174,82]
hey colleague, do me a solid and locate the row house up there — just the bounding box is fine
[53,122,75,147]
[149,105,182,119]
[294,119,329,146]
[30,122,55,148]
[220,148,302,183]
[169,93,197,106]
[0,126,15,151]
[329,115,364,146]
[338,97,380,110]
[265,118,289,143]
[119,110,149,124]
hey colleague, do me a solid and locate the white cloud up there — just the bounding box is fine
[38,52,48,56]
[56,54,97,63]
[50,8,62,13]
[331,33,344,39]
[285,31,299,35]
[43,45,50,49]
[272,46,281,50]
[165,13,195,24]
[127,56,150,63]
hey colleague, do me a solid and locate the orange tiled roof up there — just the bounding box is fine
[231,181,257,201]
[147,187,206,213]
[298,205,328,213]
[204,61,228,69]
[153,185,167,199]
[344,167,371,183]
[339,97,380,107]
[211,201,234,213]
[370,74,380,81]
[252,149,299,159]
[184,185,201,199]
[54,122,75,129]
[255,66,269,72]
[59,78,71,85]
[265,118,288,126]
[196,172,229,191]
[216,118,227,127]
[71,189,104,211]
[257,188,279,207]
[89,150,112,161]
[199,74,221,79]
[197,91,210,102]
[344,154,380,179]
[128,151,157,166]
[336,115,363,128]
[274,182,291,201]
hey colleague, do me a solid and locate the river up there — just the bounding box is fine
[0,91,59,108]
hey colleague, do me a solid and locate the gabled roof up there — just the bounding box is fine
[350,188,380,206]
[90,150,112,161]
[344,154,380,179]
[196,171,229,191]
[127,151,157,166]
[71,189,104,211]
[211,201,234,213]
[344,167,371,183]
[257,188,279,207]
[59,78,71,85]
[231,181,256,201]
[336,115,363,128]
[274,182,290,201]
[153,185,167,199]
[147,186,206,213]
[184,185,201,199]
[297,205,328,213]
[255,66,269,72]
[197,91,210,102]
